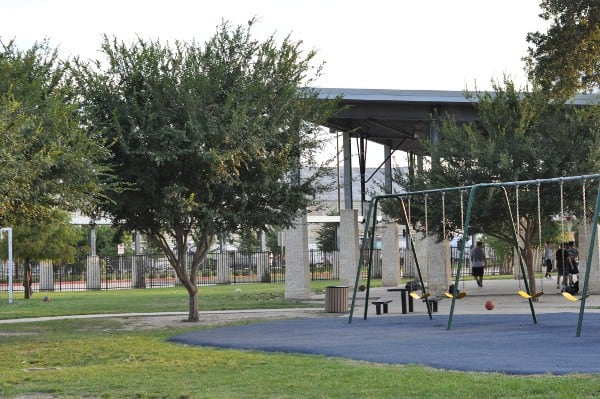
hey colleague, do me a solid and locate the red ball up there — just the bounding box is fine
[485,300,495,310]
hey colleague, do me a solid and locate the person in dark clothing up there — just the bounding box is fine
[470,241,487,287]
[555,243,571,290]
[543,241,553,279]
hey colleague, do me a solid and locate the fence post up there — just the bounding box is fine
[86,255,100,290]
[39,260,54,291]
[132,255,146,288]
[216,252,230,283]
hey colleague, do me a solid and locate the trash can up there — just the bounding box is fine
[325,285,349,313]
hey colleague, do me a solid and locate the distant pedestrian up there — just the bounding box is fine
[543,241,553,279]
[556,243,570,290]
[470,241,487,287]
[566,241,579,282]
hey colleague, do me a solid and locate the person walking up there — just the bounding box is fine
[543,241,553,279]
[555,242,571,290]
[470,241,487,287]
[566,241,579,283]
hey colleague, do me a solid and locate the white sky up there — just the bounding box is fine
[1,0,548,166]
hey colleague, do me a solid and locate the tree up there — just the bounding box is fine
[237,229,260,252]
[525,1,600,99]
[265,227,282,255]
[315,212,338,252]
[386,80,600,294]
[73,20,338,321]
[0,39,112,222]
[0,208,80,298]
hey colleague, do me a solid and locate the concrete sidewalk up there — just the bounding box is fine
[352,278,597,317]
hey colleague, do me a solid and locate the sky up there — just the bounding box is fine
[1,0,548,166]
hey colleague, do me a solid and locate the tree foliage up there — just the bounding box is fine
[0,208,80,298]
[0,208,80,264]
[386,80,600,293]
[0,39,112,222]
[526,0,600,99]
[316,212,338,252]
[72,20,338,321]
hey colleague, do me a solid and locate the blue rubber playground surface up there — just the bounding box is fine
[170,312,600,375]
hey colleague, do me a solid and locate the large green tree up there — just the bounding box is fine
[0,39,112,221]
[526,0,600,99]
[387,80,600,294]
[73,20,337,321]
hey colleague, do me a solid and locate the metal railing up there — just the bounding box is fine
[0,246,530,293]
[0,249,339,292]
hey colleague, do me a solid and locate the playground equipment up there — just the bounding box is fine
[349,174,600,337]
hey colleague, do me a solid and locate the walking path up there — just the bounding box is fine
[357,277,599,316]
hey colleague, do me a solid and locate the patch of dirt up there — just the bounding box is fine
[108,309,327,330]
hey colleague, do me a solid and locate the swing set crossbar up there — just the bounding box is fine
[348,173,600,338]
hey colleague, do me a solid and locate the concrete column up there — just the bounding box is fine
[134,231,142,254]
[579,223,600,294]
[86,255,101,290]
[284,214,311,299]
[381,222,400,287]
[39,260,54,291]
[343,132,353,210]
[513,233,525,280]
[132,255,146,288]
[216,252,231,284]
[414,234,451,297]
[413,232,429,289]
[339,209,359,287]
[259,230,266,251]
[89,224,96,256]
[384,144,392,194]
[132,231,146,288]
[257,252,270,282]
[428,238,451,297]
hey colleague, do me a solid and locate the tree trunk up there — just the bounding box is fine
[23,263,32,299]
[187,289,199,322]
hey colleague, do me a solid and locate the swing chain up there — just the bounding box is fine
[441,191,446,239]
[424,193,428,237]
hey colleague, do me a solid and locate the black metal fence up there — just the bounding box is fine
[0,246,537,293]
[0,249,340,292]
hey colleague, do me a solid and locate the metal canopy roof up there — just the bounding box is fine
[316,88,599,154]
[316,88,478,153]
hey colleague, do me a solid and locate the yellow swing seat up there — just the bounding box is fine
[444,292,467,299]
[562,292,590,302]
[409,291,430,300]
[518,290,544,299]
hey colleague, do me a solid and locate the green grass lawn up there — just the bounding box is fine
[2,282,600,398]
[0,283,325,320]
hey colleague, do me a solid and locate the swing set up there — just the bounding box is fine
[349,174,600,337]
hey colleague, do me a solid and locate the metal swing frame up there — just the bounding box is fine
[349,174,600,337]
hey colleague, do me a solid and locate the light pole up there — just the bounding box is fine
[1,227,13,304]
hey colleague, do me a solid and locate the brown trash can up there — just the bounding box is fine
[325,285,349,313]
